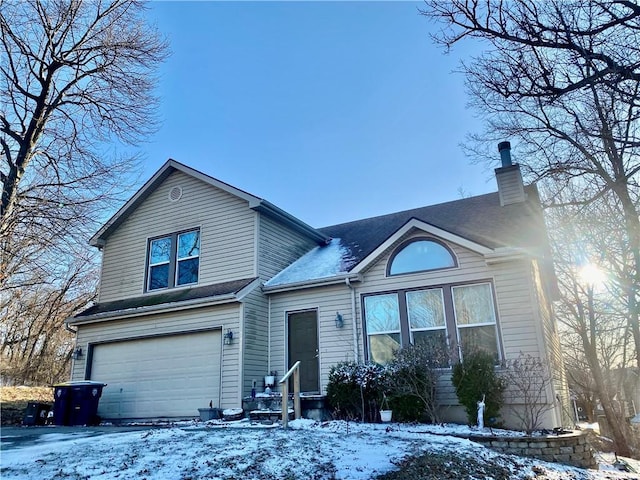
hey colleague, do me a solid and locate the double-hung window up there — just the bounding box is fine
[452,283,499,361]
[364,293,401,364]
[147,229,200,291]
[406,288,449,366]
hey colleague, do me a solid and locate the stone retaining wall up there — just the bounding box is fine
[468,431,596,469]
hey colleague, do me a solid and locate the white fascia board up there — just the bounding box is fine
[174,160,260,204]
[66,293,238,326]
[350,218,494,274]
[262,273,362,294]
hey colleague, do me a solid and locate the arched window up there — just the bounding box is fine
[388,238,456,276]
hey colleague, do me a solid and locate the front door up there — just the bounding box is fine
[287,310,319,392]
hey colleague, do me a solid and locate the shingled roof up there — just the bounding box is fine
[71,277,258,323]
[264,184,554,289]
[319,185,548,268]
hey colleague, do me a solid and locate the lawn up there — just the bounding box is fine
[1,387,638,480]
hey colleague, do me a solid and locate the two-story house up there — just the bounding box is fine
[67,142,569,428]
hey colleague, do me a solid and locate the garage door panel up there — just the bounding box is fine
[91,330,221,419]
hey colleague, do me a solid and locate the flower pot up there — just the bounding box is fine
[222,408,244,421]
[380,410,392,423]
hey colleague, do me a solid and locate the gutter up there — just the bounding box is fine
[67,293,238,326]
[262,273,362,294]
[346,277,359,363]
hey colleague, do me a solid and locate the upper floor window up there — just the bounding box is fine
[147,229,200,291]
[388,239,456,276]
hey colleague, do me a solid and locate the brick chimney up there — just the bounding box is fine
[495,141,526,206]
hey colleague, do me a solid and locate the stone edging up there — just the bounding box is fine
[466,431,596,469]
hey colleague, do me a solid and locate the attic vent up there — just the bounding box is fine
[168,186,183,202]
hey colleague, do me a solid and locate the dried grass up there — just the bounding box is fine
[1,386,54,425]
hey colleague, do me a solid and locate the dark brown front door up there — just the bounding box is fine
[287,310,319,392]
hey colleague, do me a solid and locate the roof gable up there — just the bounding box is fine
[349,218,493,274]
[90,159,329,247]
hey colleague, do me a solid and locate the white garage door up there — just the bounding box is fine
[91,330,222,419]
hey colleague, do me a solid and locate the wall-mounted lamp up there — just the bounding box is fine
[335,312,344,329]
[72,346,83,360]
[223,329,234,345]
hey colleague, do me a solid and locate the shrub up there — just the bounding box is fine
[386,341,444,423]
[326,361,389,422]
[387,394,425,422]
[502,353,554,434]
[451,350,506,426]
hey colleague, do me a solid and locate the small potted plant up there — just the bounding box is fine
[379,393,392,423]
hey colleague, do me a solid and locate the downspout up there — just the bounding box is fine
[268,295,272,373]
[65,323,78,381]
[346,278,359,363]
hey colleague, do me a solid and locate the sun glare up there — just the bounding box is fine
[579,263,607,289]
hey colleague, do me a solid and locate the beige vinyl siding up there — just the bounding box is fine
[496,167,526,206]
[360,231,545,360]
[241,288,269,396]
[268,284,354,393]
[99,170,256,302]
[361,233,491,291]
[258,215,317,281]
[532,259,571,425]
[71,303,242,410]
[354,231,550,409]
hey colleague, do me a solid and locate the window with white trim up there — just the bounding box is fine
[388,238,456,275]
[452,283,499,361]
[364,293,401,364]
[363,282,501,365]
[146,229,200,291]
[406,288,449,367]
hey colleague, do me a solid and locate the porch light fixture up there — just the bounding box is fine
[223,329,234,345]
[335,312,344,329]
[72,346,83,360]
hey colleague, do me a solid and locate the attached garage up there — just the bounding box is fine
[89,329,222,420]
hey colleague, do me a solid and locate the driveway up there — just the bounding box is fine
[0,425,161,451]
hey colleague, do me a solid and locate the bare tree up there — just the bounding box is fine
[502,353,556,435]
[422,0,640,369]
[0,0,168,384]
[422,0,640,455]
[545,199,637,455]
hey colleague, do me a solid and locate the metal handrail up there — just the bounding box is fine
[279,360,301,428]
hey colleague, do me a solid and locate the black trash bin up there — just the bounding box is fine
[53,384,72,426]
[53,381,107,426]
[22,402,51,426]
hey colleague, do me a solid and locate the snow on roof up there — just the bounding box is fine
[265,238,357,287]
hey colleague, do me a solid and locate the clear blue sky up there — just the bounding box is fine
[141,1,495,228]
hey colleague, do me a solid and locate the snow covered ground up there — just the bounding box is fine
[1,419,638,479]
